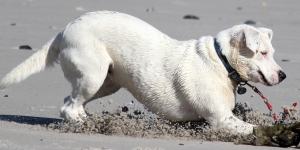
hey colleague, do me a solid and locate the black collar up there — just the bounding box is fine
[213,38,244,84]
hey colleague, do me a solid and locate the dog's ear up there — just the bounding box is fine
[232,27,260,53]
[258,28,273,41]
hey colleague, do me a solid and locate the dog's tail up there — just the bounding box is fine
[0,34,61,89]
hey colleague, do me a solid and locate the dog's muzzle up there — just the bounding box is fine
[278,70,286,82]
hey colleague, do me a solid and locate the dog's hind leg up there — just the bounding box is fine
[59,46,112,122]
[83,74,121,107]
[62,76,121,121]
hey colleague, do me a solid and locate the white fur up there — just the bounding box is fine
[0,11,285,134]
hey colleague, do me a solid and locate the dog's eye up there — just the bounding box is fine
[261,51,267,56]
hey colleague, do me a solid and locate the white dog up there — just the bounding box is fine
[0,11,286,134]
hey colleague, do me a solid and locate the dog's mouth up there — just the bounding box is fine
[258,71,272,86]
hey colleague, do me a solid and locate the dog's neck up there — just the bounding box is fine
[213,38,245,85]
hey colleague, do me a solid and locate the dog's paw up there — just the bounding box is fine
[62,116,84,125]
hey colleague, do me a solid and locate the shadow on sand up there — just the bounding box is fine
[0,115,63,125]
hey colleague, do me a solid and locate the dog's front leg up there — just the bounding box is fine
[197,104,254,134]
[214,113,254,134]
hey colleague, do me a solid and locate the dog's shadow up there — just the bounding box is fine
[0,115,63,125]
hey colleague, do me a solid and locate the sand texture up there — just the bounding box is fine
[0,0,300,149]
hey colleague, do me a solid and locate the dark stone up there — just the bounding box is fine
[4,95,8,97]
[179,143,184,146]
[102,110,109,115]
[282,59,290,62]
[133,109,141,115]
[122,106,129,112]
[19,45,32,50]
[244,20,256,25]
[10,23,16,26]
[183,15,199,20]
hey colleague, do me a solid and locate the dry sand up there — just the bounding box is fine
[0,0,300,149]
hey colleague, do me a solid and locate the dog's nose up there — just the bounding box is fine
[278,70,286,82]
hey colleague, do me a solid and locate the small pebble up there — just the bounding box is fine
[4,95,8,97]
[102,110,109,115]
[122,106,129,112]
[19,45,32,50]
[183,15,199,20]
[244,20,256,25]
[179,143,184,146]
[237,7,242,10]
[146,7,154,12]
[282,59,290,62]
[10,23,16,26]
[134,109,141,115]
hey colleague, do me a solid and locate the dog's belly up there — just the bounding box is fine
[109,64,200,121]
[127,85,200,121]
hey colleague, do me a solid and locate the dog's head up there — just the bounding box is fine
[216,24,286,86]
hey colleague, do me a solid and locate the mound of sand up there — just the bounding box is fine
[47,102,299,145]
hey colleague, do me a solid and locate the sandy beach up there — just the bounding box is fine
[0,0,299,149]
